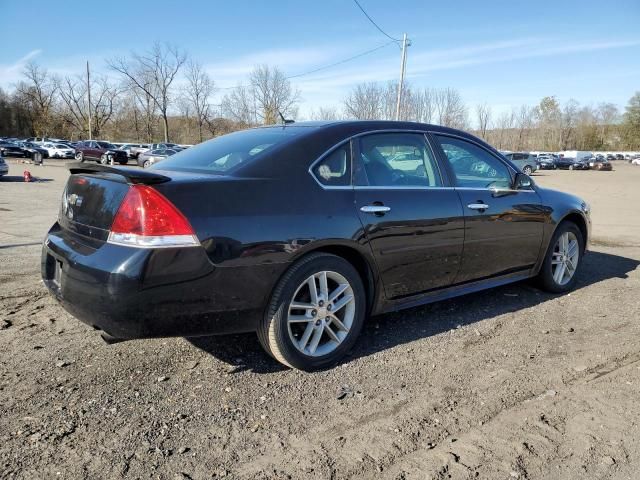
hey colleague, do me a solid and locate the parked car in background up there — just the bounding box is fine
[0,154,8,177]
[138,148,179,167]
[41,121,591,370]
[536,155,557,170]
[148,143,182,151]
[41,143,75,159]
[606,154,615,161]
[556,157,590,170]
[0,141,28,157]
[502,152,538,175]
[118,143,150,159]
[19,142,50,159]
[589,158,612,171]
[74,140,129,165]
[615,154,624,160]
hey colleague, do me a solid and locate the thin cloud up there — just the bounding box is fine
[0,49,43,87]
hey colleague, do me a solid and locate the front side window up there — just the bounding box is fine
[312,143,351,186]
[357,133,442,187]
[435,135,511,189]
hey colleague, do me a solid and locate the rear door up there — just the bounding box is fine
[432,134,545,283]
[353,132,464,298]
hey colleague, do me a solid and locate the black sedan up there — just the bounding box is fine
[0,141,28,157]
[41,121,591,370]
[556,157,590,170]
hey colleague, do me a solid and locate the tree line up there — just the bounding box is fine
[0,42,638,150]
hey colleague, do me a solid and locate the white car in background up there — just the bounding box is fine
[41,143,75,159]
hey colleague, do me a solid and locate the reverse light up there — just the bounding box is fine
[108,184,199,248]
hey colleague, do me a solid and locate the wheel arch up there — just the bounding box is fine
[558,211,589,248]
[287,241,380,315]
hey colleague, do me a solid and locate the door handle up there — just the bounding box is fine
[360,205,391,214]
[467,203,489,210]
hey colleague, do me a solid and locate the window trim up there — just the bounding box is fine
[308,139,353,190]
[354,131,446,189]
[309,129,452,190]
[430,131,522,189]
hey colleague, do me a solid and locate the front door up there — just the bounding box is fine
[432,134,546,283]
[354,132,465,299]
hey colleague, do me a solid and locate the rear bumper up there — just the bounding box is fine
[41,224,287,340]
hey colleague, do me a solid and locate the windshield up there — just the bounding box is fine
[152,127,307,173]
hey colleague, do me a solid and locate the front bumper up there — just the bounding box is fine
[41,224,285,340]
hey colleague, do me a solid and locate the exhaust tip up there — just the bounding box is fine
[100,332,128,345]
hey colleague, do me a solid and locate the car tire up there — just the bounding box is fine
[143,160,151,168]
[75,152,84,162]
[523,165,533,175]
[569,165,574,170]
[537,221,584,294]
[257,252,366,371]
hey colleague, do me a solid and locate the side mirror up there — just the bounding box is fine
[514,172,533,190]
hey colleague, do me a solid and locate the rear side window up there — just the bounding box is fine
[152,127,306,174]
[357,133,442,187]
[312,144,351,186]
[435,135,511,189]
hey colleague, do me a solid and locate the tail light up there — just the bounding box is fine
[108,185,199,248]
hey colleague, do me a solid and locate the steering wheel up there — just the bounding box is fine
[391,169,410,185]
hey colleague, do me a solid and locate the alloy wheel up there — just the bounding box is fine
[551,231,579,286]
[287,271,355,357]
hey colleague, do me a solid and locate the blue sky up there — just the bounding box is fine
[1,0,639,118]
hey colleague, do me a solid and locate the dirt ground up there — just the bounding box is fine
[1,160,640,480]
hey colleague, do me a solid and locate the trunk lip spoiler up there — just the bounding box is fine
[67,162,171,185]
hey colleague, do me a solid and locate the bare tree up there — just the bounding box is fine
[15,62,58,137]
[343,82,383,120]
[109,42,187,142]
[434,88,467,128]
[413,88,435,124]
[221,84,255,125]
[57,75,120,138]
[183,60,215,142]
[249,65,300,125]
[309,107,340,121]
[476,103,492,140]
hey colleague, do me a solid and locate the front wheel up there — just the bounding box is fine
[100,154,110,165]
[258,253,366,371]
[537,222,584,293]
[75,151,84,162]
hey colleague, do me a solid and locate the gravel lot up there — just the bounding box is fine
[1,160,640,479]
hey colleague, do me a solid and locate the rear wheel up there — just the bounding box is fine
[523,165,533,175]
[100,154,110,165]
[537,222,584,293]
[258,253,366,370]
[143,159,151,168]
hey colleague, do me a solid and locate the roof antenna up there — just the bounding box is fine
[278,110,295,125]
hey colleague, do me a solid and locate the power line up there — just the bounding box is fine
[216,40,397,90]
[352,0,401,44]
[286,41,396,79]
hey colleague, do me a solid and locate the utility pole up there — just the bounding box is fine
[395,33,410,121]
[86,61,92,140]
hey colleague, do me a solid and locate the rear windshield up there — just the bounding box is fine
[150,127,307,174]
